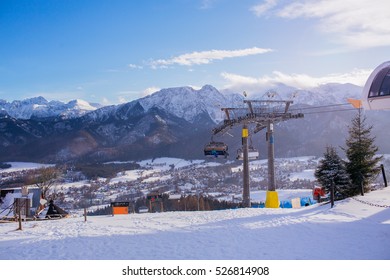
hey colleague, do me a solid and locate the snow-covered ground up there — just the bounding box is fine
[138,157,205,169]
[0,162,54,173]
[289,169,316,181]
[1,187,389,260]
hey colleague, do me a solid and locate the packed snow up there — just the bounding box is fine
[1,187,389,260]
[0,162,54,173]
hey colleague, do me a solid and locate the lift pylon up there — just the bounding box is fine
[209,99,304,208]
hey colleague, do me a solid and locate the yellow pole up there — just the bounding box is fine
[265,121,279,208]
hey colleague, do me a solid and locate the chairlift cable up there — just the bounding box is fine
[289,103,352,112]
[301,108,358,115]
[286,102,358,115]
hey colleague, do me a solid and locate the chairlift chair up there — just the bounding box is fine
[204,141,229,158]
[236,147,259,161]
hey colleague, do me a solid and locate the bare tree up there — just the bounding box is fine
[26,167,60,199]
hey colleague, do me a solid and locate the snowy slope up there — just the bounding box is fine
[1,187,389,260]
[0,162,53,173]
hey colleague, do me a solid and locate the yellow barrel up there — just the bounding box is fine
[265,191,279,208]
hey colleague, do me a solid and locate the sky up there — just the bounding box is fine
[1,0,390,105]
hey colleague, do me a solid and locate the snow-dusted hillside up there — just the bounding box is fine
[0,186,389,260]
[0,96,101,119]
[139,85,243,123]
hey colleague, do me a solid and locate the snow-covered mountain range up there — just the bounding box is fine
[0,97,101,120]
[139,85,244,123]
[0,83,362,123]
[134,83,362,124]
[1,83,387,163]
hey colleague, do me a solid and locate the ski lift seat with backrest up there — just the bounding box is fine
[204,141,228,158]
[236,147,259,160]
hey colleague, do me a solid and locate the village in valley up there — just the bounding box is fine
[1,155,389,218]
[0,156,317,215]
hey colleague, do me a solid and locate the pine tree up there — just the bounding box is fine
[343,110,383,196]
[315,146,350,197]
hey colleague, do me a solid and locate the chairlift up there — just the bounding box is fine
[236,147,259,161]
[361,61,390,110]
[204,141,229,158]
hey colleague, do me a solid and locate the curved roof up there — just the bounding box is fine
[362,61,390,110]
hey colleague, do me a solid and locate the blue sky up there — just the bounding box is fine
[1,0,389,104]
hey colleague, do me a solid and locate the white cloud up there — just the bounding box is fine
[101,97,111,105]
[188,85,202,90]
[250,0,278,16]
[221,68,372,92]
[128,64,143,69]
[200,0,214,9]
[114,90,148,104]
[118,96,127,104]
[252,0,390,49]
[142,87,160,97]
[221,72,260,87]
[149,47,273,68]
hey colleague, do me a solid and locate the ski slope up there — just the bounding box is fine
[1,187,389,260]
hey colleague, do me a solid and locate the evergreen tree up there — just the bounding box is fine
[343,110,382,196]
[315,146,350,197]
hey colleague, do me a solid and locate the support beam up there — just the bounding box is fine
[245,100,254,115]
[265,120,279,208]
[242,125,250,208]
[267,120,276,191]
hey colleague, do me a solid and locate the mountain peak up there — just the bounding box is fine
[200,84,218,92]
[23,96,48,105]
[139,85,238,123]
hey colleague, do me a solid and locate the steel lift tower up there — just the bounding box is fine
[212,99,304,208]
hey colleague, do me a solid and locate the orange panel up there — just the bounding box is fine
[112,206,128,215]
